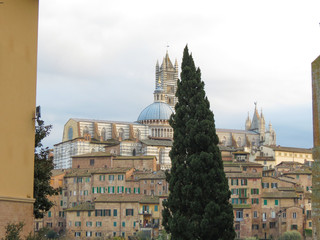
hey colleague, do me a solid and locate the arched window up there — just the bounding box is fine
[135,129,140,140]
[159,148,165,164]
[83,126,89,136]
[68,127,73,140]
[101,128,106,141]
[118,128,124,140]
[237,137,241,147]
[132,149,136,156]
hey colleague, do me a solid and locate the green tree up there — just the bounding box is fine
[34,120,59,218]
[162,46,235,240]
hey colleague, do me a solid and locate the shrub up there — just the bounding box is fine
[279,231,302,240]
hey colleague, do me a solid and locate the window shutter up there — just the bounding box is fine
[113,186,115,193]
[117,186,119,193]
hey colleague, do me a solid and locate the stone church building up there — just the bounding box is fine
[54,52,276,170]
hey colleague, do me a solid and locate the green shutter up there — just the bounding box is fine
[92,187,94,193]
[257,189,259,194]
[113,186,115,193]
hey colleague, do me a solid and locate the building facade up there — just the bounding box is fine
[0,0,39,236]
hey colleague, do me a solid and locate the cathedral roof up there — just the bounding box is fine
[137,102,174,122]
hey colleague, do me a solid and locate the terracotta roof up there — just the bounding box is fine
[139,195,160,204]
[261,191,298,199]
[140,139,173,147]
[278,187,295,191]
[282,168,312,175]
[138,171,166,180]
[93,167,133,174]
[269,146,312,154]
[65,169,94,177]
[51,169,66,177]
[65,167,132,177]
[223,162,263,167]
[226,172,262,178]
[255,156,275,161]
[72,152,114,158]
[95,194,144,203]
[66,202,95,211]
[114,156,155,160]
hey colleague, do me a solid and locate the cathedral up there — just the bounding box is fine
[53,51,276,169]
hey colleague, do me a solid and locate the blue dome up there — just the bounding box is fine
[137,102,174,122]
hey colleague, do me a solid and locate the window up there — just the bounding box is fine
[95,209,111,217]
[252,224,259,230]
[77,177,82,183]
[114,209,117,216]
[84,190,88,196]
[291,225,298,230]
[231,198,239,204]
[86,221,92,227]
[134,187,140,194]
[154,205,158,212]
[275,199,279,206]
[241,179,247,186]
[60,200,63,206]
[231,189,238,195]
[85,177,90,182]
[122,222,125,227]
[296,175,300,179]
[75,221,81,227]
[68,127,73,140]
[96,221,102,227]
[235,224,240,230]
[264,200,267,206]
[48,211,52,217]
[126,209,134,216]
[117,186,124,193]
[307,210,312,219]
[263,212,267,221]
[271,211,276,218]
[236,211,243,220]
[293,212,297,219]
[252,198,259,204]
[99,175,105,181]
[253,211,258,218]
[309,221,312,227]
[126,188,131,194]
[118,175,124,180]
[283,212,286,218]
[262,183,269,188]
[90,159,95,166]
[76,211,80,217]
[46,222,52,228]
[271,183,278,188]
[96,232,102,237]
[86,231,92,237]
[109,175,114,181]
[262,223,266,229]
[75,232,81,237]
[108,186,115,194]
[270,222,276,228]
[231,179,239,186]
[113,222,117,227]
[251,188,259,195]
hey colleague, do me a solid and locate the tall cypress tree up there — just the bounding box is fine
[162,46,235,240]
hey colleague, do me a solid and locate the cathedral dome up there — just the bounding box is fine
[137,102,174,122]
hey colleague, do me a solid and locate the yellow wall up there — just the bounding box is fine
[0,0,38,200]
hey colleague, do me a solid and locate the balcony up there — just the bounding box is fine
[139,210,152,215]
[140,223,159,229]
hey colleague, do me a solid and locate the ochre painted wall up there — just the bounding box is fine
[0,0,39,236]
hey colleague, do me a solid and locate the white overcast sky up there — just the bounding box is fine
[36,0,320,149]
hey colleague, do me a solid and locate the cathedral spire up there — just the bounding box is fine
[245,112,251,130]
[250,102,261,131]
